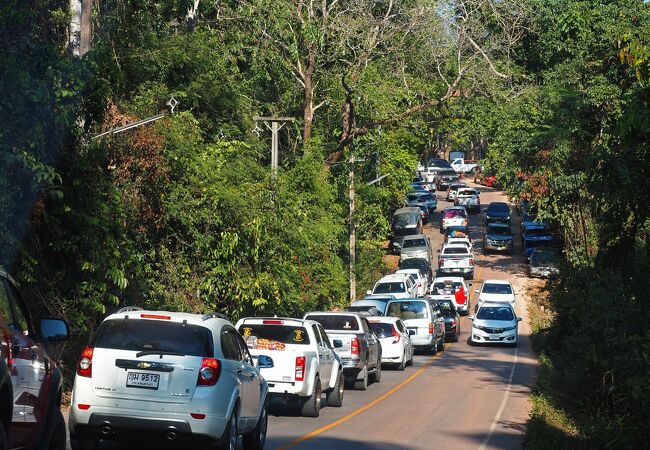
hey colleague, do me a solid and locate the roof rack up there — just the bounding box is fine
[203,312,229,321]
[116,306,143,314]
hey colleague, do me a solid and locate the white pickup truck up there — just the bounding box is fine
[450,158,478,174]
[235,317,344,417]
[304,312,382,391]
[438,243,475,279]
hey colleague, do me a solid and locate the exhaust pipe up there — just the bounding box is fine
[166,430,178,441]
[100,425,113,436]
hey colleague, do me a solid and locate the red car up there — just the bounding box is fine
[0,267,70,449]
[476,174,497,187]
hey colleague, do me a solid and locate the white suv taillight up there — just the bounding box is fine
[351,337,360,355]
[295,356,306,381]
[77,346,94,378]
[197,358,221,386]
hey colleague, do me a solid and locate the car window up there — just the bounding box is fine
[368,322,393,338]
[386,301,428,319]
[403,238,427,247]
[312,324,323,345]
[482,284,513,295]
[374,282,407,294]
[221,327,243,360]
[4,281,30,334]
[238,324,311,347]
[442,247,469,255]
[0,282,15,329]
[234,333,254,365]
[360,318,371,333]
[396,320,406,333]
[477,306,515,321]
[306,315,360,331]
[317,325,333,348]
[93,319,214,357]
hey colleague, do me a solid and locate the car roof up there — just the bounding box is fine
[487,202,509,210]
[378,273,412,282]
[386,298,428,303]
[487,222,511,228]
[396,269,422,276]
[432,276,465,282]
[104,309,231,328]
[237,317,314,327]
[442,244,470,250]
[367,316,401,324]
[403,234,427,241]
[394,207,422,215]
[304,311,361,318]
[478,301,514,309]
[481,279,512,285]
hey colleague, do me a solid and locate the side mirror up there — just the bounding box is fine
[366,290,372,295]
[474,289,480,294]
[467,281,473,287]
[39,318,70,342]
[468,315,475,320]
[408,329,416,336]
[333,340,343,348]
[517,317,523,322]
[257,355,274,369]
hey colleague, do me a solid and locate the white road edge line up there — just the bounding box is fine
[478,346,519,450]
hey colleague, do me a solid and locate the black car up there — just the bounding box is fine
[483,223,514,254]
[398,257,433,283]
[436,299,461,342]
[485,202,511,225]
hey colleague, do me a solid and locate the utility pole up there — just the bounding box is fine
[349,156,356,303]
[79,0,92,56]
[253,116,295,178]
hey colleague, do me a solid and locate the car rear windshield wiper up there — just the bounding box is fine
[135,350,186,358]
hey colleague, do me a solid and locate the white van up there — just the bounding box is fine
[384,299,446,354]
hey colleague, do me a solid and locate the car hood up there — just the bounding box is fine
[402,246,429,253]
[486,211,509,218]
[473,318,517,329]
[479,293,515,303]
[485,233,512,241]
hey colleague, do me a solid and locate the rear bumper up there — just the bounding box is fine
[266,380,310,397]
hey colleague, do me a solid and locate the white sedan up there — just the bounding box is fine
[469,301,522,346]
[475,279,515,307]
[367,317,414,371]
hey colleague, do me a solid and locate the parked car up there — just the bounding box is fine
[435,299,461,342]
[483,222,515,254]
[400,235,433,263]
[406,191,437,213]
[449,158,478,174]
[410,180,430,191]
[446,182,467,202]
[369,273,419,299]
[367,317,414,371]
[69,308,269,450]
[440,206,469,233]
[455,187,480,213]
[529,248,560,278]
[443,225,471,244]
[428,276,471,315]
[485,202,511,225]
[0,267,70,450]
[438,244,475,279]
[446,236,473,252]
[470,302,522,346]
[396,269,428,297]
[385,299,445,354]
[475,279,516,307]
[350,295,397,315]
[522,223,553,262]
[427,158,453,170]
[475,173,497,187]
[390,207,423,254]
[303,312,382,390]
[235,317,344,418]
[398,258,433,283]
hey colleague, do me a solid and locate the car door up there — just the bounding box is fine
[234,332,262,429]
[0,279,37,446]
[396,320,412,357]
[220,327,255,429]
[312,325,333,387]
[360,318,378,367]
[432,306,445,339]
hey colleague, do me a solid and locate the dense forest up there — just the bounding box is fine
[1,0,648,447]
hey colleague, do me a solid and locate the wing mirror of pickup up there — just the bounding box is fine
[39,318,70,342]
[517,317,523,322]
[333,340,343,349]
[366,290,373,295]
[474,289,480,294]
[408,329,416,336]
[468,315,475,320]
[256,355,274,369]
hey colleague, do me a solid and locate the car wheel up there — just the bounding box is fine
[70,434,100,450]
[37,408,66,450]
[242,397,268,450]
[326,371,344,407]
[437,336,445,352]
[301,377,321,417]
[397,353,406,371]
[431,342,438,355]
[371,358,382,383]
[0,422,6,450]
[220,410,238,450]
[353,368,368,391]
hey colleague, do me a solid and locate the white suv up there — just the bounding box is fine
[69,308,269,450]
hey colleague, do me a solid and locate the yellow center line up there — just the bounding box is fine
[276,356,436,450]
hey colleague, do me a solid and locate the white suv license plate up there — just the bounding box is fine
[127,372,160,389]
[487,335,500,341]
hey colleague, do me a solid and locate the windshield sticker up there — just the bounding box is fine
[242,327,253,337]
[343,321,352,329]
[293,329,305,342]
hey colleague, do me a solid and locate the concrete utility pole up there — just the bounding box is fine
[253,117,295,178]
[349,157,356,303]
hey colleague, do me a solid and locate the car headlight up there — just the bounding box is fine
[472,324,487,331]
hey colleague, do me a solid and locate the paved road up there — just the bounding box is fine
[65,182,537,450]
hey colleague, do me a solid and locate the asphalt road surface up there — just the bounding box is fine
[65,181,538,450]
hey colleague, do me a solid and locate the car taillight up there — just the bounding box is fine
[295,356,306,381]
[392,326,401,344]
[197,358,221,386]
[428,323,433,335]
[351,337,360,355]
[439,259,444,267]
[140,314,171,320]
[469,259,474,266]
[263,319,284,324]
[77,346,94,378]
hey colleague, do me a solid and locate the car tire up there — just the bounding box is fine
[437,336,445,352]
[397,353,406,371]
[371,358,382,383]
[353,369,368,391]
[0,422,7,450]
[301,377,321,417]
[219,410,238,450]
[242,397,268,450]
[326,371,344,407]
[37,408,66,450]
[70,434,100,450]
[431,342,438,355]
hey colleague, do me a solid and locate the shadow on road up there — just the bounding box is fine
[267,436,416,450]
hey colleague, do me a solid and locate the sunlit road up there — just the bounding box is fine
[65,182,537,450]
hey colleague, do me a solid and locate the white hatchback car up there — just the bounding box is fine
[475,279,516,307]
[69,308,269,450]
[367,317,414,370]
[368,273,418,299]
[470,301,522,346]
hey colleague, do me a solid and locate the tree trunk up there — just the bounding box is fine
[302,44,316,143]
